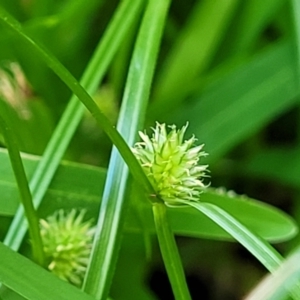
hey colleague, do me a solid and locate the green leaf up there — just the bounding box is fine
[188,202,283,272]
[292,0,300,83]
[1,0,149,255]
[153,0,239,106]
[198,189,298,242]
[164,40,298,162]
[0,1,153,198]
[0,148,106,218]
[221,0,286,55]
[126,187,298,243]
[245,247,300,300]
[83,0,170,298]
[0,242,94,300]
[0,149,297,242]
[0,116,44,266]
[242,148,300,189]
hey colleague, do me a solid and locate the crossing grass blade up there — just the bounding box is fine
[83,0,170,297]
[0,0,149,254]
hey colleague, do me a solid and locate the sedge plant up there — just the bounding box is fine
[0,1,300,300]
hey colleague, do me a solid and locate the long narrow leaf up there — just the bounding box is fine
[2,0,148,253]
[0,148,297,243]
[152,0,239,108]
[189,202,283,272]
[0,116,44,266]
[83,0,170,298]
[222,0,285,55]
[166,41,298,162]
[0,3,153,197]
[292,0,300,82]
[245,247,300,300]
[0,242,94,300]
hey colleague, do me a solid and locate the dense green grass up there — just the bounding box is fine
[0,0,300,299]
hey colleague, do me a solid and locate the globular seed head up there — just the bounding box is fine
[40,209,95,286]
[132,122,209,207]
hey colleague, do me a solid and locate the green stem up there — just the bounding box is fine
[152,203,192,300]
[0,116,44,266]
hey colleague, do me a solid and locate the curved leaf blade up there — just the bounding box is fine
[0,149,296,243]
[0,242,94,300]
[188,202,283,272]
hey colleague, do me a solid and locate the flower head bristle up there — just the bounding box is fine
[40,209,95,286]
[133,122,209,207]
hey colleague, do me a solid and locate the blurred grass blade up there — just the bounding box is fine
[152,0,238,109]
[243,148,300,189]
[245,247,300,300]
[83,0,170,298]
[222,0,285,56]
[166,41,298,162]
[189,202,283,272]
[0,3,152,194]
[0,242,94,300]
[292,0,300,83]
[0,116,44,266]
[1,0,147,252]
[153,203,191,300]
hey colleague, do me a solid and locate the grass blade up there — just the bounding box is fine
[0,3,153,195]
[291,0,300,81]
[83,0,170,298]
[2,0,147,252]
[0,116,44,266]
[152,0,239,108]
[189,202,283,272]
[166,41,298,162]
[1,148,296,243]
[0,242,94,300]
[221,0,285,56]
[245,248,300,300]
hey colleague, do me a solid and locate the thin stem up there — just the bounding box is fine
[0,116,44,266]
[152,203,191,300]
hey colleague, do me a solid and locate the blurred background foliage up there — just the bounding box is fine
[0,0,300,299]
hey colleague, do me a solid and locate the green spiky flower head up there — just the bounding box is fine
[133,122,208,207]
[40,209,95,286]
